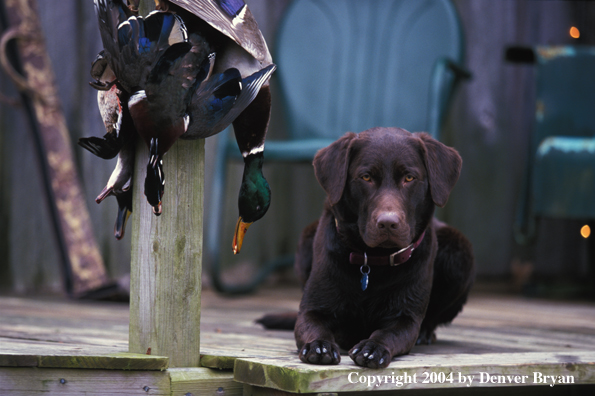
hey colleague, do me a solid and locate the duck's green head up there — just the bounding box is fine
[233,153,271,254]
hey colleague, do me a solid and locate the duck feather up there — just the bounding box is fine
[182,63,275,140]
[167,0,271,63]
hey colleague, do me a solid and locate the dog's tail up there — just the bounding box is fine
[256,312,297,330]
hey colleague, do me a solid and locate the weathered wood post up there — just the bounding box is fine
[129,0,204,368]
[0,0,111,297]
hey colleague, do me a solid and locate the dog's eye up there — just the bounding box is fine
[361,173,371,182]
[404,175,414,182]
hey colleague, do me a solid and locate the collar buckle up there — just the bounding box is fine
[389,245,411,266]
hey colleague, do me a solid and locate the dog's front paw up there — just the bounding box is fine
[299,340,341,365]
[349,340,391,368]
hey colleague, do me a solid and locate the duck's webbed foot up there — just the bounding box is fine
[144,138,164,216]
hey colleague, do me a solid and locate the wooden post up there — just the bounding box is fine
[129,139,204,367]
[128,0,204,368]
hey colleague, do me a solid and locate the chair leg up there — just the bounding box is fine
[206,129,231,292]
[513,148,537,245]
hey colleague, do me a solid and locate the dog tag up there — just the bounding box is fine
[360,264,370,291]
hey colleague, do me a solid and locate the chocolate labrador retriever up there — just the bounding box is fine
[260,127,474,368]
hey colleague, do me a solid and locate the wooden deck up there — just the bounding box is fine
[1,286,594,395]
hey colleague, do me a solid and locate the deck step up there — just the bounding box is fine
[233,351,595,393]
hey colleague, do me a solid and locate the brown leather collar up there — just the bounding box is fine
[349,230,426,266]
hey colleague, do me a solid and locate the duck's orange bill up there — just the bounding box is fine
[232,217,253,255]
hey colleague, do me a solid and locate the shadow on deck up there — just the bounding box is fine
[1,286,594,395]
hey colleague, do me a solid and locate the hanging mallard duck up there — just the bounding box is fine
[80,0,275,254]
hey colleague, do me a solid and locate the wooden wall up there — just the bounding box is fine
[445,0,571,276]
[446,0,594,283]
[0,0,592,294]
[0,0,129,294]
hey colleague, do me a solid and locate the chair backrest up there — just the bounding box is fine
[532,46,595,153]
[514,46,595,241]
[275,0,464,139]
[530,46,595,220]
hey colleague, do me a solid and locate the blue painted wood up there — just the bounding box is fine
[534,137,595,219]
[516,46,595,242]
[533,46,595,152]
[276,0,464,140]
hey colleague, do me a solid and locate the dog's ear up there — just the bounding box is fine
[313,132,358,205]
[416,133,462,207]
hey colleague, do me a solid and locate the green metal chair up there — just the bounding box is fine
[512,46,595,244]
[208,0,470,294]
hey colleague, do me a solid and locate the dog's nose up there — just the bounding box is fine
[376,212,400,230]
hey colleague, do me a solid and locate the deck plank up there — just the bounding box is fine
[1,288,595,393]
[0,338,168,370]
[234,351,595,393]
[0,367,170,395]
[37,353,169,370]
[169,367,242,396]
[196,292,595,368]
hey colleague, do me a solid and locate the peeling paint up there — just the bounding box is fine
[537,46,576,62]
[537,137,595,157]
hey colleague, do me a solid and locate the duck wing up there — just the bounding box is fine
[144,32,210,103]
[94,0,134,62]
[183,63,275,139]
[184,66,241,139]
[78,135,121,160]
[215,63,276,130]
[167,0,271,63]
[129,32,211,151]
[99,8,190,93]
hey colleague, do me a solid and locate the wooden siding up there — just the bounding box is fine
[1,1,595,293]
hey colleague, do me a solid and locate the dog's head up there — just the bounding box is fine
[313,127,462,249]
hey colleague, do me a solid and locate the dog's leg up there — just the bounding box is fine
[348,317,423,369]
[295,311,341,365]
[418,224,475,344]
